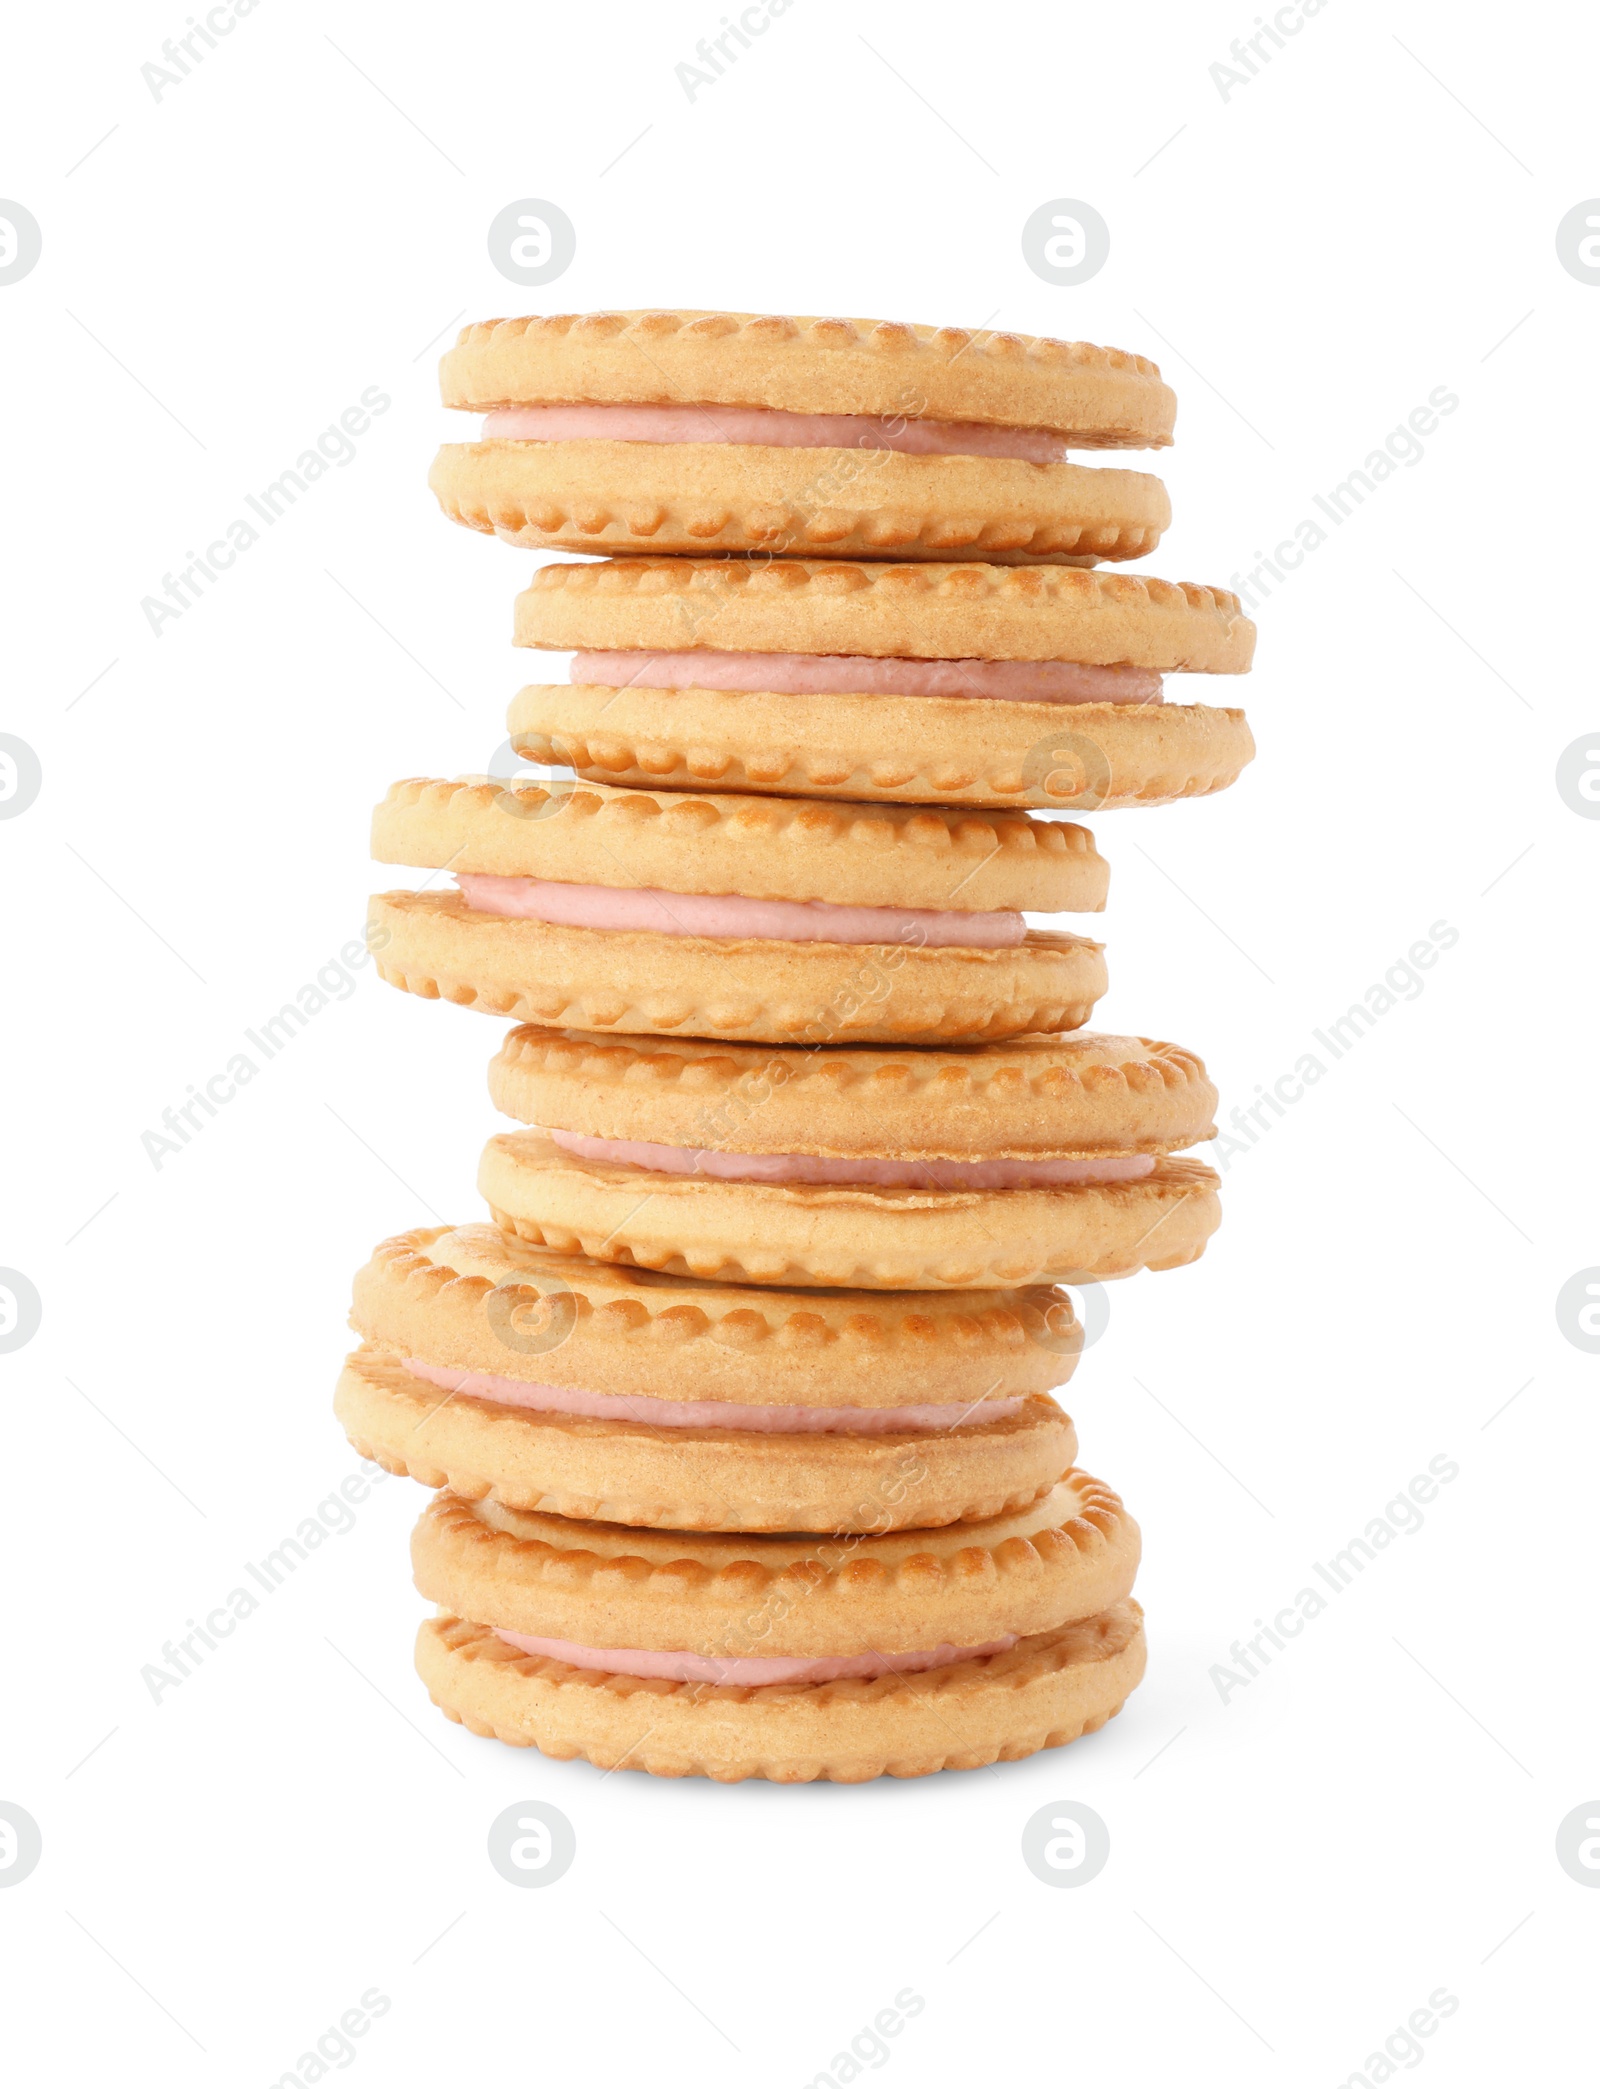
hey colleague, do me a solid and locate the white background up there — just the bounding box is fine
[3,1,1596,2082]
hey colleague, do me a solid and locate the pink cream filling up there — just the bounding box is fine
[402,1358,1023,1435]
[480,401,1067,463]
[488,1629,1018,1686]
[548,1128,1157,1191]
[570,649,1164,706]
[455,874,1025,948]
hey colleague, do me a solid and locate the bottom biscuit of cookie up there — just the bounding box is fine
[414,1601,1146,1782]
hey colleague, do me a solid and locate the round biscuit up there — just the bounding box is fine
[508,683,1254,810]
[411,1475,1139,1655]
[367,890,1107,1045]
[371,775,1108,915]
[337,1350,1073,1534]
[430,440,1167,563]
[417,1600,1146,1780]
[487,1027,1218,1159]
[513,557,1254,671]
[440,310,1176,445]
[349,1225,1083,1405]
[477,1132,1222,1289]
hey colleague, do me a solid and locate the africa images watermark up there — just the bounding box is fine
[1209,1454,1459,1704]
[270,1986,392,2089]
[675,0,798,101]
[140,385,390,637]
[1210,0,1333,102]
[803,1989,927,2088]
[141,0,264,101]
[1205,920,1458,1173]
[1225,386,1458,615]
[141,1460,390,1704]
[141,927,388,1170]
[1336,1987,1460,2088]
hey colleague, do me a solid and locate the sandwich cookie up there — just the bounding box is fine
[336,1226,1081,1532]
[509,558,1255,809]
[480,1027,1221,1289]
[412,1484,1145,1780]
[429,310,1172,564]
[368,777,1109,1045]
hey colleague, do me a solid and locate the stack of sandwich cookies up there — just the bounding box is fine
[338,1200,1152,1774]
[508,558,1255,811]
[337,304,1248,1779]
[337,1010,1218,1764]
[429,310,1174,564]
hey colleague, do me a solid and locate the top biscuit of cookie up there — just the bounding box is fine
[487,1027,1219,1160]
[514,559,1254,673]
[441,310,1175,448]
[414,1478,1139,1654]
[371,776,1108,917]
[351,1224,1081,1407]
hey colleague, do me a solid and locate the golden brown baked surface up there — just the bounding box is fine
[368,890,1108,1044]
[487,1026,1218,1159]
[417,1602,1146,1779]
[440,310,1176,445]
[412,1475,1140,1654]
[508,683,1255,810]
[479,1133,1222,1289]
[429,440,1168,563]
[514,557,1254,671]
[337,1347,1073,1534]
[371,775,1108,914]
[349,1225,1083,1404]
